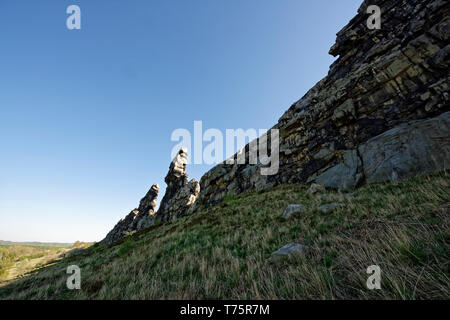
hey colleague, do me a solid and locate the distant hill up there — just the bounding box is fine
[0,240,73,248]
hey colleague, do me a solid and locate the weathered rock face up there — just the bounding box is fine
[135,184,160,230]
[103,0,449,244]
[155,147,200,222]
[102,148,201,245]
[196,0,450,204]
[158,179,200,220]
[102,148,202,245]
[102,209,139,246]
[102,184,159,246]
[315,150,363,190]
[359,111,450,184]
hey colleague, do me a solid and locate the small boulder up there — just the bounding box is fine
[272,243,307,261]
[308,183,326,195]
[319,203,346,213]
[343,193,356,198]
[282,204,306,220]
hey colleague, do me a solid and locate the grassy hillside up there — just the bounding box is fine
[0,242,91,284]
[0,173,448,299]
[0,246,66,280]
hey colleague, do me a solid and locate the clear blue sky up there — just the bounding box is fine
[0,0,361,243]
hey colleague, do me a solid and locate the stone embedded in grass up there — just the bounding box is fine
[272,243,307,261]
[282,204,307,220]
[343,193,356,198]
[308,183,326,195]
[319,202,346,213]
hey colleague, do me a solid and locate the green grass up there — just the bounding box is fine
[118,238,136,257]
[0,173,449,299]
[0,245,68,281]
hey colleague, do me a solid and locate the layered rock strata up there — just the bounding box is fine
[103,0,450,244]
[196,0,450,205]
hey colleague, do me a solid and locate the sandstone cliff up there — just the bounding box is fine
[102,0,449,245]
[196,0,449,206]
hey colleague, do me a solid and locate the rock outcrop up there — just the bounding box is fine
[359,111,450,184]
[155,147,200,223]
[103,0,449,244]
[196,0,450,204]
[102,148,200,245]
[315,150,363,190]
[102,184,159,245]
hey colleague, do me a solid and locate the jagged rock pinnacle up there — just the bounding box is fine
[102,148,200,245]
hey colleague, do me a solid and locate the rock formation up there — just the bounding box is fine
[155,147,200,223]
[102,184,159,245]
[196,0,450,205]
[358,111,449,184]
[102,148,199,245]
[103,0,449,244]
